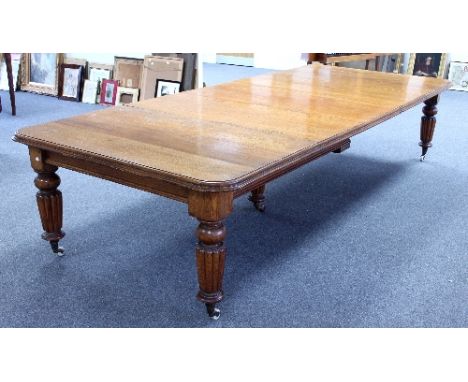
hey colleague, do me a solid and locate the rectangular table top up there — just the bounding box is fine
[15,64,451,191]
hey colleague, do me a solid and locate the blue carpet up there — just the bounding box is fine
[0,66,467,327]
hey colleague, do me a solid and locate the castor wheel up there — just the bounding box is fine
[420,155,426,162]
[254,202,265,212]
[206,304,221,320]
[50,241,65,256]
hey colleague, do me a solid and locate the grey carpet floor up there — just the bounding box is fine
[0,65,467,327]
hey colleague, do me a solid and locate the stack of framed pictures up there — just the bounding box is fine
[18,53,195,106]
[82,63,113,104]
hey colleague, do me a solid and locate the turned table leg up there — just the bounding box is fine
[29,148,65,255]
[249,184,266,212]
[196,220,226,319]
[419,95,439,161]
[189,191,233,319]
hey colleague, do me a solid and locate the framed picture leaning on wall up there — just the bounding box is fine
[82,80,99,104]
[447,61,468,91]
[407,53,447,78]
[115,86,139,106]
[155,79,181,97]
[58,63,84,101]
[20,53,63,95]
[100,79,119,105]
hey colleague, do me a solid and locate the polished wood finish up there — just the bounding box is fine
[14,64,451,318]
[419,95,439,158]
[249,185,266,212]
[15,64,450,191]
[29,147,65,254]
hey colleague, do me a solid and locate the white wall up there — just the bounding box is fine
[200,52,307,70]
[66,53,147,64]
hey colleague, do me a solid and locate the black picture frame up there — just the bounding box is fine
[155,79,181,97]
[58,63,84,102]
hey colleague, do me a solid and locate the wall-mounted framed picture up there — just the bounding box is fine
[447,61,468,91]
[58,63,83,101]
[100,79,119,105]
[155,79,181,97]
[407,53,447,78]
[115,86,139,106]
[82,80,99,104]
[114,57,143,89]
[20,53,63,95]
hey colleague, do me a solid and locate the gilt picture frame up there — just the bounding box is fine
[407,53,447,78]
[20,53,63,95]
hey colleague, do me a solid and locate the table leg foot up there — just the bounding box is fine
[419,95,438,160]
[333,138,351,153]
[50,240,65,256]
[206,303,221,320]
[34,165,65,255]
[196,220,226,319]
[248,185,266,212]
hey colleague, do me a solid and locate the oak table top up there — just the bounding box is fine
[14,64,451,320]
[15,63,450,192]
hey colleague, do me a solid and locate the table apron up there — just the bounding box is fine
[232,137,350,198]
[45,150,189,203]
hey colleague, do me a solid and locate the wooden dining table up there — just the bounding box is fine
[14,63,451,319]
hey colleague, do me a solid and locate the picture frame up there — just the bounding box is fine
[88,63,113,82]
[64,57,88,74]
[447,61,468,92]
[155,79,181,97]
[20,53,63,95]
[58,63,83,101]
[88,63,113,103]
[115,86,139,106]
[82,80,99,104]
[407,53,447,78]
[0,53,21,91]
[100,79,119,105]
[140,55,184,100]
[114,57,143,89]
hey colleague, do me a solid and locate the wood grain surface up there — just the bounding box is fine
[15,64,451,191]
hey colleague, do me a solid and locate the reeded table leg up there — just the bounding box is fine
[419,95,439,161]
[249,185,266,212]
[189,191,233,319]
[29,148,65,255]
[196,220,226,320]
